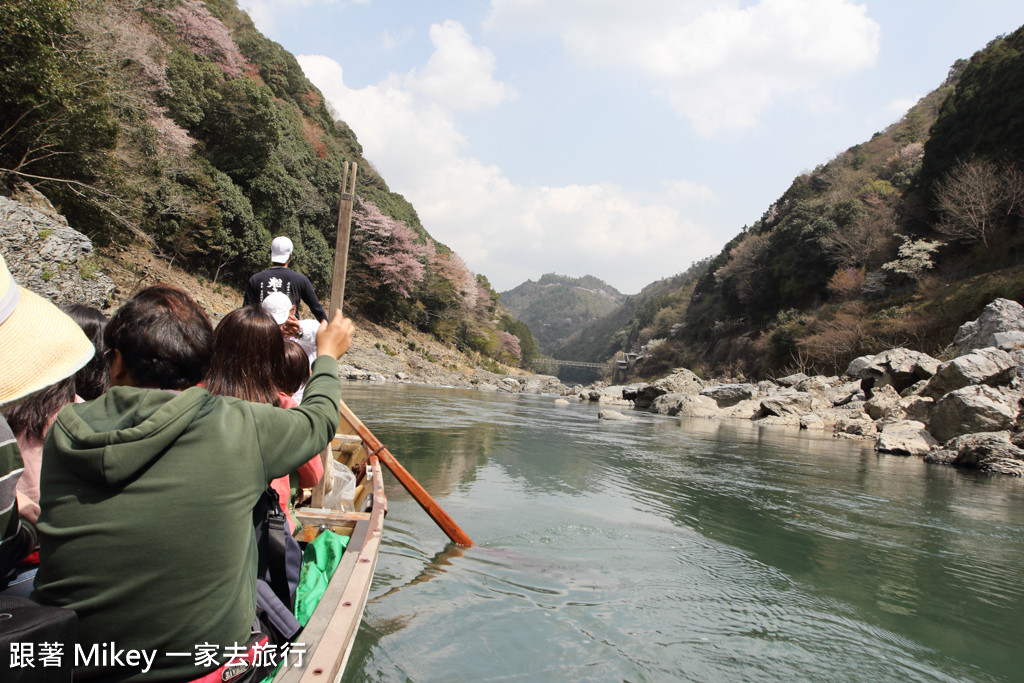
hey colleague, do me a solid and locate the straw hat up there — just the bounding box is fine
[0,252,95,409]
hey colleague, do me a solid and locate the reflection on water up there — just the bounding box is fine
[341,383,1024,682]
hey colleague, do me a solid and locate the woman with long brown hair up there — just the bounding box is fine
[204,306,324,529]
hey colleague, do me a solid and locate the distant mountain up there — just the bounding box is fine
[499,274,624,353]
[548,261,710,363]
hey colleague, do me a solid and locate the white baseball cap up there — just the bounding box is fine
[261,292,293,324]
[270,236,293,264]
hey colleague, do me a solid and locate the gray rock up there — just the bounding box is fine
[865,384,904,421]
[826,380,863,406]
[947,432,1024,476]
[759,390,814,417]
[633,369,704,410]
[720,399,761,420]
[924,449,958,465]
[860,348,940,395]
[834,416,878,439]
[876,420,938,456]
[952,298,1024,355]
[777,373,809,387]
[922,347,1018,398]
[0,195,116,309]
[901,395,935,423]
[845,355,875,378]
[795,376,830,400]
[800,414,826,430]
[929,385,1020,442]
[700,383,757,407]
[650,393,720,418]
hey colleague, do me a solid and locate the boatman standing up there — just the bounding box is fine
[243,235,328,322]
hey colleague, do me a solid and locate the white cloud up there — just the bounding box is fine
[406,21,517,110]
[298,44,720,292]
[485,0,880,136]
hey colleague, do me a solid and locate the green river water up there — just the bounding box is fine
[338,383,1024,682]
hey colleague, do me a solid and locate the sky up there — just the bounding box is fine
[237,0,1024,294]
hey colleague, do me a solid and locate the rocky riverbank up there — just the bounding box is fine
[579,298,1024,478]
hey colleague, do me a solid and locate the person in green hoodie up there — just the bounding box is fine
[32,285,354,682]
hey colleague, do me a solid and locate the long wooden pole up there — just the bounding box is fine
[338,400,474,547]
[329,161,357,317]
[324,164,474,547]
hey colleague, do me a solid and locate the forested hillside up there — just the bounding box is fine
[0,0,534,370]
[557,26,1024,381]
[499,273,623,353]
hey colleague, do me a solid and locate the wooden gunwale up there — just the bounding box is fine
[273,412,387,682]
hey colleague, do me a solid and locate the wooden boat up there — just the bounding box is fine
[273,162,472,682]
[272,401,387,683]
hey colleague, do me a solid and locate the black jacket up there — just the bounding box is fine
[243,265,327,321]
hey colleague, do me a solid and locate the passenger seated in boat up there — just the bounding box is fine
[33,286,353,682]
[263,292,318,364]
[0,252,94,595]
[1,377,76,525]
[4,305,108,526]
[204,306,324,531]
[281,339,312,403]
[61,304,110,400]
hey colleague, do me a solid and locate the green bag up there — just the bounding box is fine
[294,530,349,626]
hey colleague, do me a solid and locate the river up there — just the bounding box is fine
[339,383,1024,682]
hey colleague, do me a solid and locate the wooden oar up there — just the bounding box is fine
[338,400,474,547]
[325,163,474,547]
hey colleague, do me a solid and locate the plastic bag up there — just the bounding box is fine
[321,459,356,511]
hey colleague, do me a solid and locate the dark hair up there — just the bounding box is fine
[62,304,109,400]
[1,376,76,439]
[203,306,284,406]
[105,286,213,390]
[280,340,311,395]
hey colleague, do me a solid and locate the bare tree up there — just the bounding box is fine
[933,159,1024,248]
[821,193,896,269]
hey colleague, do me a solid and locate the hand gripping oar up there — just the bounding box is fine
[337,399,474,547]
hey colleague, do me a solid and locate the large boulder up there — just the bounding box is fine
[864,384,904,420]
[759,390,814,417]
[876,420,938,456]
[834,414,878,439]
[922,347,1018,398]
[776,372,809,387]
[720,399,761,420]
[860,348,940,396]
[650,393,720,418]
[700,383,757,407]
[633,369,705,410]
[0,195,116,308]
[825,380,863,406]
[952,298,1024,355]
[947,432,1024,476]
[845,355,875,379]
[901,395,935,423]
[928,385,1020,442]
[795,376,831,400]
